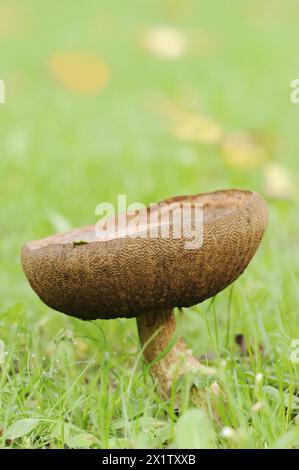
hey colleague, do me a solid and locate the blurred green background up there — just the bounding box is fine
[0,0,299,449]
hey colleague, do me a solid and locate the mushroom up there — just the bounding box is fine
[21,189,268,401]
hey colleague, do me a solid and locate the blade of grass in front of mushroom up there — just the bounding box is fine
[136,309,217,410]
[225,286,234,351]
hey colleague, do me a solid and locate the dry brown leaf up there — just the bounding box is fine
[235,334,265,357]
[49,52,110,95]
[221,132,268,169]
[141,26,187,59]
[264,162,295,199]
[235,334,249,356]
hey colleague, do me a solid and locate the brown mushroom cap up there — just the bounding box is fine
[21,189,268,320]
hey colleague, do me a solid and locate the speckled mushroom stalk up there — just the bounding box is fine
[21,189,268,405]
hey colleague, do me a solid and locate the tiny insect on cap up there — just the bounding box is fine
[21,190,268,320]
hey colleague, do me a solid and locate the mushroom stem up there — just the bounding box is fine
[137,309,212,401]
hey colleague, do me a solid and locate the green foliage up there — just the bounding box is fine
[174,409,215,449]
[5,419,40,440]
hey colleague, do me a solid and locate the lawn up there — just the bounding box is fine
[0,0,299,449]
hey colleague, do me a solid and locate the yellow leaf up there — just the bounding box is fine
[140,26,215,59]
[49,52,110,95]
[221,132,268,169]
[264,163,295,199]
[172,112,223,144]
[141,26,187,59]
[154,97,223,144]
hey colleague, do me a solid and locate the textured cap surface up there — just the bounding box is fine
[21,189,268,319]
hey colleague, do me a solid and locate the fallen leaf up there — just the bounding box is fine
[155,97,223,144]
[264,162,295,199]
[49,52,110,95]
[141,25,215,59]
[0,4,25,37]
[172,112,223,144]
[235,334,264,356]
[235,333,249,355]
[140,26,187,59]
[221,131,268,168]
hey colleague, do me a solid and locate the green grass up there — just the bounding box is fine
[1,0,299,449]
